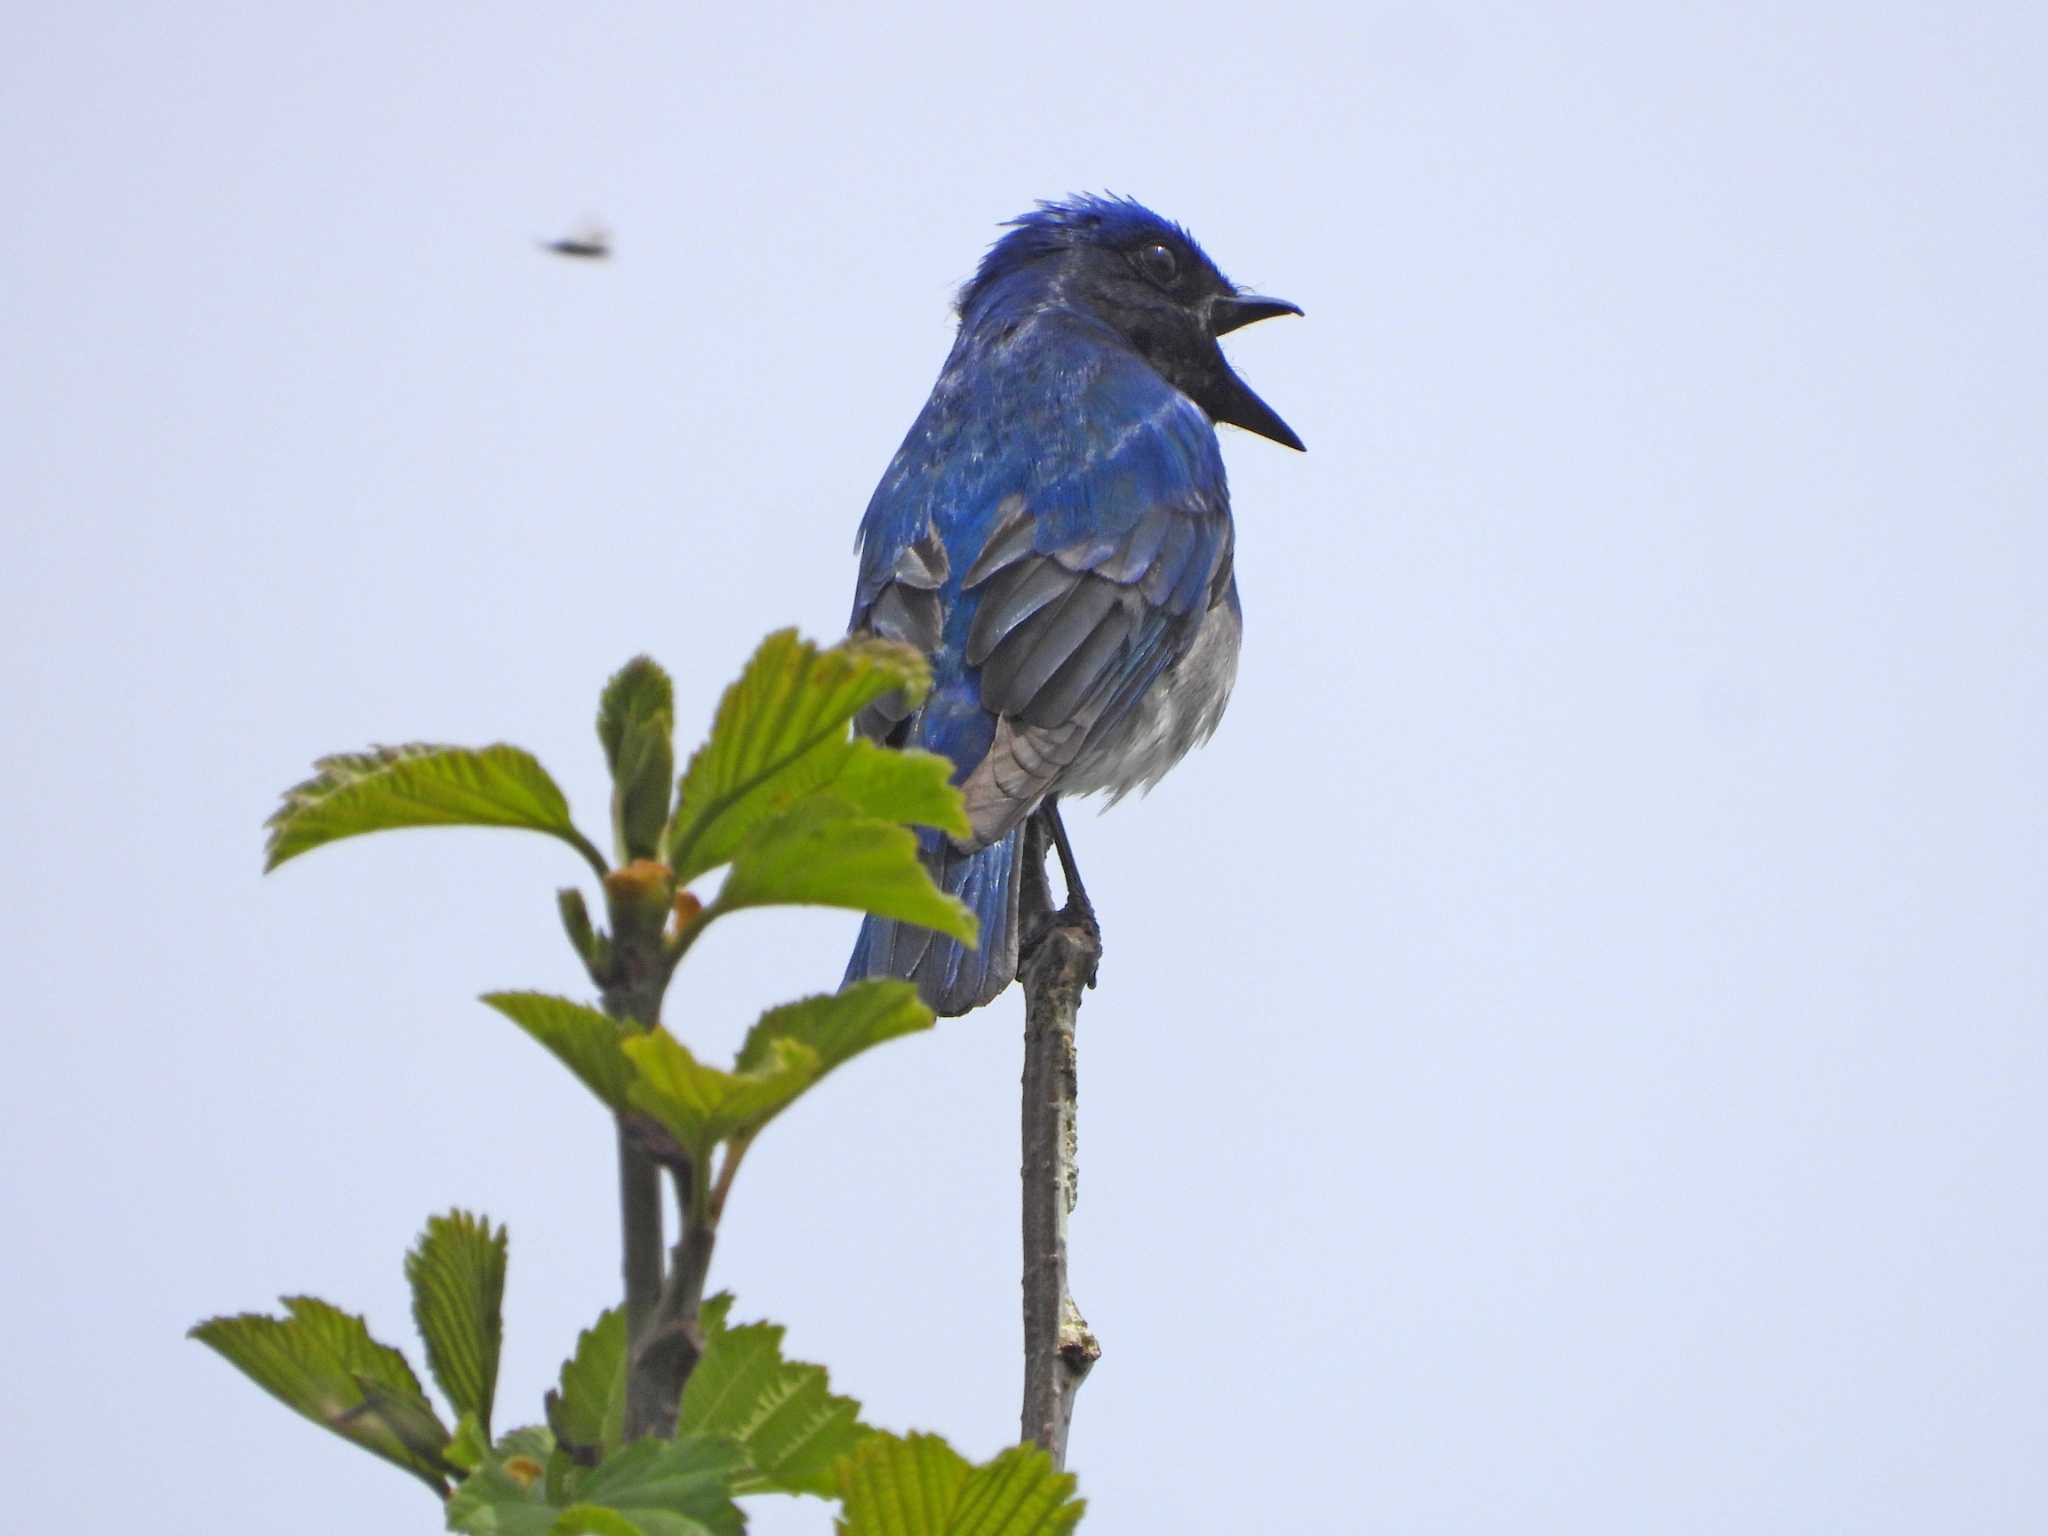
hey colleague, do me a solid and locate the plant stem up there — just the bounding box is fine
[616,1128,663,1415]
[707,1135,750,1222]
[625,1166,718,1438]
[600,871,678,1441]
[1018,912,1102,1469]
[565,828,614,884]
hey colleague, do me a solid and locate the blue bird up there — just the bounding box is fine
[843,195,1302,1016]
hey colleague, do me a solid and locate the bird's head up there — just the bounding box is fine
[960,194,1304,451]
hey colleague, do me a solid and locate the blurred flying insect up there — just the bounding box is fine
[540,220,612,260]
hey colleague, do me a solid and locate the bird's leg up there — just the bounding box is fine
[1019,810,1057,950]
[1020,797,1098,987]
[1040,797,1098,938]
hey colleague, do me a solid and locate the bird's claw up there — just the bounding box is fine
[1021,895,1101,992]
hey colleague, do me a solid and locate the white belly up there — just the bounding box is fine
[1060,598,1242,803]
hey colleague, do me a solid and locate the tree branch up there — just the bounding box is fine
[1018,912,1102,1468]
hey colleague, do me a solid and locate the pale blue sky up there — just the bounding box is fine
[5,4,2044,1532]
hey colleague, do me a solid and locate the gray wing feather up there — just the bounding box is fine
[1090,503,1177,583]
[1029,604,1140,725]
[853,524,948,741]
[965,558,1082,664]
[978,572,1122,715]
[958,494,1035,587]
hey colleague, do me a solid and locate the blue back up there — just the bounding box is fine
[844,197,1253,1016]
[851,261,1236,821]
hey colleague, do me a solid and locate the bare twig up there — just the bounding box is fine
[1018,912,1103,1467]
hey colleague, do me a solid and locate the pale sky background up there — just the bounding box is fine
[5,4,2044,1532]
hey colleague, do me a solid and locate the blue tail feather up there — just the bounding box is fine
[844,828,1021,1017]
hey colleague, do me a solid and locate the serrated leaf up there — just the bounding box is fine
[614,723,675,865]
[190,1298,449,1493]
[667,632,936,884]
[716,797,975,941]
[279,1296,426,1397]
[265,743,603,874]
[946,1446,1086,1536]
[598,657,675,774]
[673,735,968,887]
[811,743,969,838]
[447,1426,560,1535]
[547,1306,627,1465]
[570,1437,748,1536]
[622,985,932,1162]
[678,1307,868,1497]
[352,1374,457,1466]
[449,1411,490,1473]
[406,1210,507,1439]
[835,1435,1084,1536]
[735,980,934,1083]
[449,1465,555,1535]
[621,1030,819,1167]
[484,992,635,1110]
[835,1433,970,1535]
[552,1510,645,1536]
[599,658,677,864]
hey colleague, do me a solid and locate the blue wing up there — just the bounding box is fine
[850,311,1235,847]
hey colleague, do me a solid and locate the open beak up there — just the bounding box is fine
[1209,292,1303,335]
[1207,292,1305,451]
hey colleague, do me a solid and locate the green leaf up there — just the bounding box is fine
[448,1412,490,1474]
[551,1510,645,1536]
[678,1300,868,1497]
[716,796,975,941]
[736,980,934,1084]
[817,743,969,837]
[946,1446,1086,1536]
[546,1307,627,1466]
[353,1373,458,1466]
[622,983,933,1163]
[674,737,968,889]
[598,657,676,774]
[835,1433,969,1535]
[447,1426,559,1535]
[265,743,605,875]
[621,1031,817,1167]
[570,1437,748,1536]
[667,631,938,884]
[190,1297,450,1494]
[835,1435,1084,1536]
[599,657,676,864]
[406,1210,508,1439]
[484,992,635,1110]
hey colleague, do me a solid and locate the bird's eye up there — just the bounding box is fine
[1135,242,1179,287]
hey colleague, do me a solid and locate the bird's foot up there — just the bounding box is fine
[1019,796,1100,988]
[1058,889,1098,943]
[1023,892,1101,991]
